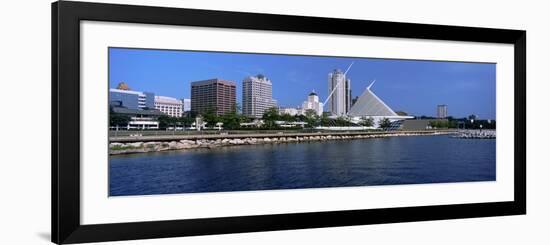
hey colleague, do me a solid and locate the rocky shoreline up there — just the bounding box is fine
[109,131,452,155]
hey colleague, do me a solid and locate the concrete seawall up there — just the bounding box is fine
[109,130,456,155]
[109,130,456,142]
[452,130,496,139]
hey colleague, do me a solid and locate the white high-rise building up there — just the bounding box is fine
[327,69,351,116]
[182,98,191,112]
[154,96,183,117]
[242,74,277,118]
[302,91,324,116]
[437,104,448,118]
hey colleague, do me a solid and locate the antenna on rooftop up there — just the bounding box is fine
[343,61,354,76]
[323,62,354,105]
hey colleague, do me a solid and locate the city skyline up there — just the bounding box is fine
[109,47,496,119]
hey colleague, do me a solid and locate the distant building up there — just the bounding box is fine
[182,98,191,112]
[242,74,277,118]
[327,69,351,116]
[437,104,448,118]
[302,90,323,116]
[110,106,164,130]
[191,78,236,116]
[109,88,154,110]
[154,96,183,117]
[401,119,448,131]
[279,107,301,116]
[109,84,162,129]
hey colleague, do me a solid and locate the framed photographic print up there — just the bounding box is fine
[52,1,526,244]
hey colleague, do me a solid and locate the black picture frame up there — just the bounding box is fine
[52,1,526,244]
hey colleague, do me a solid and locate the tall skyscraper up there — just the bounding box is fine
[302,90,324,116]
[327,69,351,116]
[437,104,448,118]
[191,78,236,116]
[242,74,277,118]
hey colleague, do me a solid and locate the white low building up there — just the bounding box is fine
[279,107,301,116]
[275,121,307,128]
[110,107,163,130]
[240,119,264,128]
[154,96,183,117]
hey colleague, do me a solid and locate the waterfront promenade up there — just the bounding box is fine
[109,129,456,143]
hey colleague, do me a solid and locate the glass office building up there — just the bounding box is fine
[109,88,155,110]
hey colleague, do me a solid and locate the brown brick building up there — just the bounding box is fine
[191,79,236,116]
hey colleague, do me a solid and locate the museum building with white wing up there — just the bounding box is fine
[347,81,413,127]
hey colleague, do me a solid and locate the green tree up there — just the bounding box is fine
[359,116,374,127]
[221,115,243,130]
[158,115,178,129]
[280,113,295,122]
[334,116,349,126]
[303,109,319,127]
[202,107,220,128]
[220,104,245,130]
[175,115,193,128]
[157,115,168,128]
[448,120,457,128]
[320,113,330,126]
[262,107,280,129]
[109,113,130,128]
[429,120,451,129]
[378,117,392,129]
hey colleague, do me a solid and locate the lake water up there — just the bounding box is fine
[109,135,496,196]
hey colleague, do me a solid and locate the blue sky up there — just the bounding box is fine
[109,47,496,119]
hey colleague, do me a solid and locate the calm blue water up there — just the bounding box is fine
[109,135,496,196]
